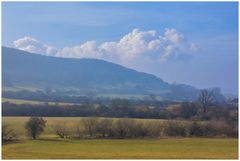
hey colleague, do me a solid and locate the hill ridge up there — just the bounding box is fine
[2,46,199,100]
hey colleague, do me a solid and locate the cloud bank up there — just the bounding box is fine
[13,28,199,64]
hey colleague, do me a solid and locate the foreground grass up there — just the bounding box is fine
[2,138,238,159]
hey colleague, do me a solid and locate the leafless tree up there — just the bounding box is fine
[198,89,214,113]
[82,117,98,138]
[53,122,69,138]
[96,118,113,138]
[74,121,85,139]
[2,124,17,143]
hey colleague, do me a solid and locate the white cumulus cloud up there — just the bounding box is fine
[13,28,199,64]
[13,37,58,56]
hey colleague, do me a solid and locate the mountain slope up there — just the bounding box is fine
[2,47,199,100]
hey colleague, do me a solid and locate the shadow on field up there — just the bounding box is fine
[38,138,72,143]
[2,140,25,145]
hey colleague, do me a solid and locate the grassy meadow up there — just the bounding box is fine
[2,138,238,159]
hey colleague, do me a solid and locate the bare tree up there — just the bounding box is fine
[113,119,131,138]
[114,119,143,138]
[145,122,162,138]
[198,89,214,113]
[82,118,98,138]
[96,118,113,138]
[74,121,85,139]
[53,123,69,138]
[2,124,17,143]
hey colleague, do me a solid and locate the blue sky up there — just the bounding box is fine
[2,2,238,94]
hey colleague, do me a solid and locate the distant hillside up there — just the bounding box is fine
[2,47,199,100]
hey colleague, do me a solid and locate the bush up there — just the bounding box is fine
[2,124,17,143]
[112,119,146,138]
[200,121,225,137]
[188,122,204,136]
[125,120,147,138]
[113,119,132,138]
[145,122,162,138]
[163,121,187,137]
[54,118,238,139]
[53,123,70,138]
[95,118,113,138]
[226,127,238,138]
[188,121,235,137]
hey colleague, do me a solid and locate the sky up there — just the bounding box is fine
[2,2,238,94]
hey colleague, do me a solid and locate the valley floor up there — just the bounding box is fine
[2,138,238,159]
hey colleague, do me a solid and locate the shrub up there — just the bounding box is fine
[95,118,113,138]
[145,122,162,138]
[53,123,70,138]
[204,121,232,137]
[163,121,187,137]
[112,119,146,138]
[2,124,17,143]
[226,127,238,138]
[188,121,234,137]
[113,119,131,138]
[125,120,147,138]
[188,122,205,136]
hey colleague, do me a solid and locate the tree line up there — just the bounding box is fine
[3,117,238,143]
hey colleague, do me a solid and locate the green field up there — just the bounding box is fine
[2,138,238,159]
[2,117,238,159]
[2,98,80,106]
